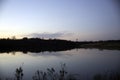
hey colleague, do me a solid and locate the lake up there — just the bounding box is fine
[0,49,120,80]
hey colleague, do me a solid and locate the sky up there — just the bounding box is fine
[0,0,120,41]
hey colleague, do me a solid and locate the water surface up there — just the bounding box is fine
[0,49,120,80]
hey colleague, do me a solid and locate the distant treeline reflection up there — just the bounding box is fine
[0,38,81,53]
[0,38,120,53]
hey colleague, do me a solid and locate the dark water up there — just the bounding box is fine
[0,49,120,80]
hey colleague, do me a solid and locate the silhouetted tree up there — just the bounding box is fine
[22,37,28,40]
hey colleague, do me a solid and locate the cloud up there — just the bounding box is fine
[24,32,73,39]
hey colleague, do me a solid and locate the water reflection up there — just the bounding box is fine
[0,49,120,80]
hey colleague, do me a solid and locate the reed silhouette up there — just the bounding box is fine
[32,63,77,80]
[0,64,78,80]
[0,64,120,80]
[15,67,24,80]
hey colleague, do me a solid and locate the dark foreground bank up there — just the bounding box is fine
[0,38,82,53]
[0,38,120,53]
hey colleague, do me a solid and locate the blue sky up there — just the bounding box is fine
[0,0,120,41]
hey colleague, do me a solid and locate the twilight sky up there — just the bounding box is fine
[0,0,120,41]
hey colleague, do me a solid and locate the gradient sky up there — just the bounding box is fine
[0,0,120,41]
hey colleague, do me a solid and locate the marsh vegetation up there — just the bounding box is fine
[0,64,120,80]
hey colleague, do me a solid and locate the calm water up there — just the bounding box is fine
[0,49,120,80]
